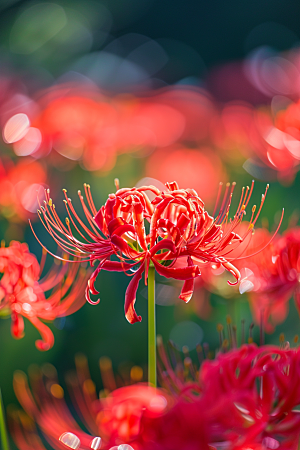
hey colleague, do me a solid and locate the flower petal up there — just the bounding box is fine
[11,312,24,339]
[124,265,144,324]
[179,257,196,303]
[153,260,200,280]
[150,239,176,258]
[28,315,55,351]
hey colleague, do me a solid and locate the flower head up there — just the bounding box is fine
[33,180,276,324]
[0,240,88,350]
[10,356,168,450]
[241,227,300,332]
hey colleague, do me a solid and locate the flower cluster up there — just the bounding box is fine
[0,240,88,350]
[34,180,272,324]
[9,338,300,450]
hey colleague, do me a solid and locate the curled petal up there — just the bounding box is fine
[101,260,138,272]
[88,266,102,296]
[107,217,125,234]
[93,207,106,232]
[11,312,24,339]
[111,235,141,259]
[150,239,176,258]
[85,284,100,306]
[222,260,241,286]
[179,257,196,303]
[28,315,55,351]
[153,260,200,280]
[107,218,136,237]
[124,265,144,324]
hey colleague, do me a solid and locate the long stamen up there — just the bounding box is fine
[84,183,98,217]
[213,182,223,217]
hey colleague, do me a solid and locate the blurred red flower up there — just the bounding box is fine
[0,241,88,350]
[10,342,300,450]
[146,146,226,207]
[242,227,300,332]
[0,157,47,221]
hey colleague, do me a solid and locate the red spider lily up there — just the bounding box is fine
[242,227,300,332]
[32,180,275,325]
[157,337,300,449]
[10,359,169,450]
[0,241,88,350]
[10,341,300,450]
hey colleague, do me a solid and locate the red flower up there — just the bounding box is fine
[242,227,300,332]
[0,241,87,350]
[0,157,47,221]
[157,338,300,449]
[34,180,274,324]
[11,359,168,450]
[10,342,300,450]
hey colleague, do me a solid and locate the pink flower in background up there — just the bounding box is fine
[0,241,88,350]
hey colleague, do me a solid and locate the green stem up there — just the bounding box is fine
[0,389,10,450]
[148,266,156,387]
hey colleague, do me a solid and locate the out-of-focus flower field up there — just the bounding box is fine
[1,0,300,449]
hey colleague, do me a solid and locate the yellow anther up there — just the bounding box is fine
[47,188,50,194]
[50,384,64,399]
[182,345,189,354]
[232,181,236,186]
[226,315,232,325]
[83,379,96,395]
[248,337,253,344]
[62,188,67,193]
[226,182,230,187]
[279,333,285,343]
[114,178,120,190]
[48,199,52,207]
[75,353,87,368]
[99,356,112,371]
[222,339,229,348]
[78,190,81,196]
[252,205,256,213]
[294,335,299,344]
[184,357,192,367]
[130,366,143,382]
[65,218,70,225]
[1,240,5,248]
[241,205,245,210]
[217,324,223,332]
